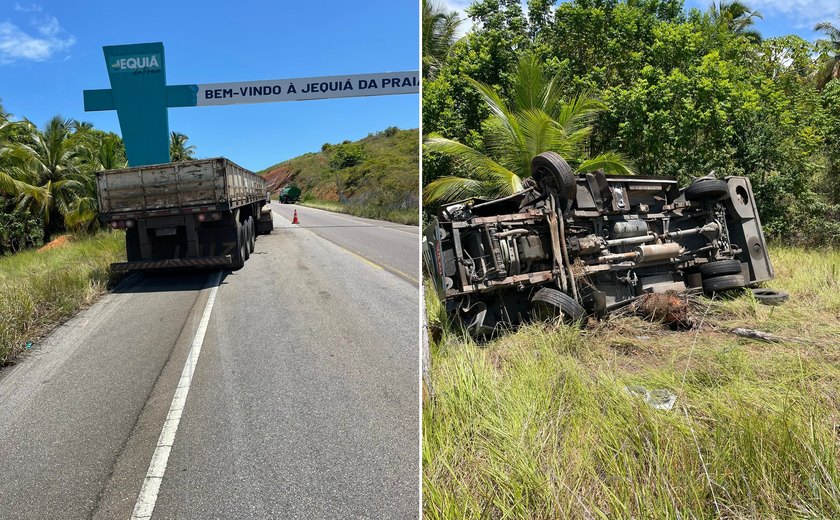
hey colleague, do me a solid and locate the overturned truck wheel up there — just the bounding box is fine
[530,152,577,210]
[530,287,585,324]
[685,178,729,201]
[699,259,742,278]
[702,274,745,293]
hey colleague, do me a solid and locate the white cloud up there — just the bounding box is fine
[13,3,43,13]
[746,0,838,30]
[0,13,75,65]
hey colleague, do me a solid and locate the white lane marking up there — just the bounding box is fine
[273,209,417,284]
[130,270,222,519]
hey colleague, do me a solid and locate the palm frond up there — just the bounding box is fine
[423,176,489,204]
[577,151,636,175]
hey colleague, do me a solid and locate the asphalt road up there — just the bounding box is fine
[271,203,418,284]
[0,209,419,519]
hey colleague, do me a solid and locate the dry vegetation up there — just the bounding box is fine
[424,246,840,519]
[0,231,125,364]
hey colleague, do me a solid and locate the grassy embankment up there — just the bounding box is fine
[0,232,125,364]
[259,128,419,226]
[424,246,840,519]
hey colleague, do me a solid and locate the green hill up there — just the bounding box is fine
[258,127,418,224]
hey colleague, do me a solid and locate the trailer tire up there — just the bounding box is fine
[685,178,729,201]
[530,152,577,210]
[230,222,246,270]
[247,216,256,252]
[531,287,585,323]
[243,221,251,261]
[699,259,742,278]
[702,274,745,293]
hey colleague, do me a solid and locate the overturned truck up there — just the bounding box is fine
[424,152,774,336]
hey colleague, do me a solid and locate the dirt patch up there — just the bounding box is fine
[38,235,73,252]
[625,292,697,330]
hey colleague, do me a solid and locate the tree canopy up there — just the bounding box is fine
[423,0,840,245]
[0,101,197,249]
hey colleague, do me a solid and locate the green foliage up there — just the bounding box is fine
[424,0,840,244]
[0,209,43,254]
[423,0,463,79]
[328,142,367,170]
[259,128,419,224]
[425,246,840,518]
[169,131,196,162]
[424,54,633,203]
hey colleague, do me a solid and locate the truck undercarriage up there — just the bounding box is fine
[424,152,774,336]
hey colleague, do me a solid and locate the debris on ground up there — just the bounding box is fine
[621,292,697,330]
[38,235,74,252]
[625,385,677,410]
[730,327,808,344]
[750,288,789,305]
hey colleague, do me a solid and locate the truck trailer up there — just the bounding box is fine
[279,185,301,204]
[424,152,775,337]
[96,158,273,272]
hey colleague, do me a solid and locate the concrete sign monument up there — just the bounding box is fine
[84,42,419,166]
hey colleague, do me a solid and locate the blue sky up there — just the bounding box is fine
[1,1,420,171]
[443,0,838,41]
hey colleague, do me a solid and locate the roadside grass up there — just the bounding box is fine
[298,197,419,226]
[0,231,125,365]
[424,246,840,519]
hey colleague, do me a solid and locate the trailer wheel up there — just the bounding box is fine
[702,274,745,293]
[699,259,742,278]
[230,222,246,270]
[242,221,251,261]
[530,287,585,324]
[685,178,729,201]
[530,152,576,210]
[247,217,256,252]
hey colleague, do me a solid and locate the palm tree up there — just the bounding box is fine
[815,20,840,89]
[423,0,463,79]
[710,1,763,42]
[5,116,87,238]
[169,131,196,162]
[424,54,633,204]
[0,102,31,197]
[67,133,127,231]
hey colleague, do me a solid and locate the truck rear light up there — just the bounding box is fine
[197,212,221,222]
[125,220,135,228]
[111,221,120,229]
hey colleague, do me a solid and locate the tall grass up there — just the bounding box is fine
[299,196,419,225]
[424,246,840,518]
[0,232,125,364]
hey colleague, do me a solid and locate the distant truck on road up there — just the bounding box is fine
[96,158,273,272]
[279,185,301,204]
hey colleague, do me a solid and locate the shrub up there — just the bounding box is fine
[0,211,44,254]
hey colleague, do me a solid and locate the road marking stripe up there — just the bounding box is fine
[271,209,418,285]
[344,248,384,270]
[130,270,222,519]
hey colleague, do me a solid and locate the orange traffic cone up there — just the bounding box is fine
[292,210,299,225]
